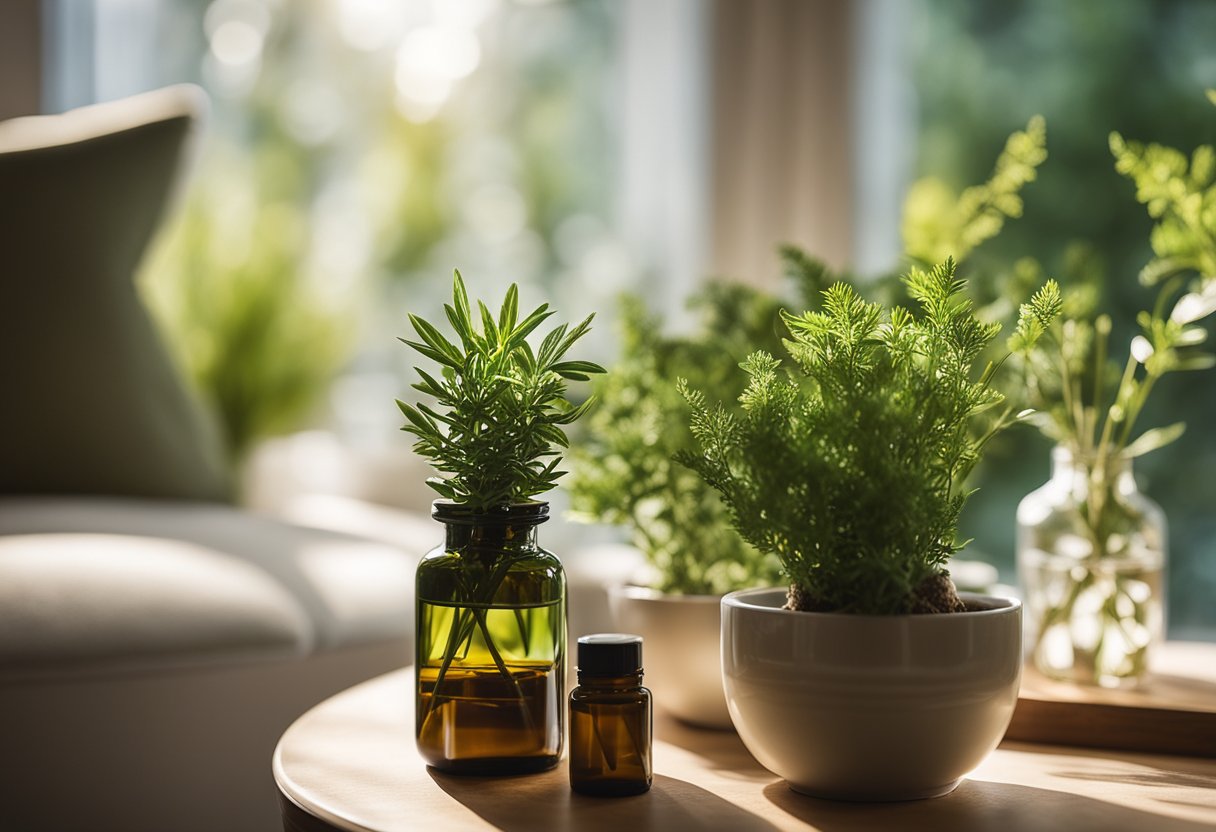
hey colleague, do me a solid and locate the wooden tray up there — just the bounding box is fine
[1006,641,1216,758]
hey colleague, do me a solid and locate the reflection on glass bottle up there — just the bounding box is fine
[416,501,565,773]
[1017,446,1165,688]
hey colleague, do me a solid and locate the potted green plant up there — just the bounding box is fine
[569,280,803,727]
[569,120,1049,730]
[397,271,604,774]
[679,260,1060,800]
[1015,94,1216,688]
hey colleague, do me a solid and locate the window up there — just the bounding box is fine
[43,0,1216,639]
[906,0,1216,640]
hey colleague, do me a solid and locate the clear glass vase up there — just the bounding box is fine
[1016,446,1166,688]
[415,501,566,773]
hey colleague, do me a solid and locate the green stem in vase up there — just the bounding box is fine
[421,605,474,731]
[513,607,531,656]
[469,604,538,734]
[420,550,527,730]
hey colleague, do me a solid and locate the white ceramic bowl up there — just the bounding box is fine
[609,585,733,729]
[721,588,1022,801]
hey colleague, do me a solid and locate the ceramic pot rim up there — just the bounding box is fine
[721,587,1021,619]
[611,584,732,604]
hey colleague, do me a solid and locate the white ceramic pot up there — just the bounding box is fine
[608,585,733,729]
[721,588,1022,801]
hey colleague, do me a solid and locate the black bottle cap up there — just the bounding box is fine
[577,633,643,676]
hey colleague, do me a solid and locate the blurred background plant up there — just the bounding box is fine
[50,0,1215,637]
[568,271,815,595]
[142,146,353,465]
[1011,93,1216,684]
[911,0,1216,639]
[133,0,626,472]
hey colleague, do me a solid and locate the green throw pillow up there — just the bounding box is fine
[0,86,231,501]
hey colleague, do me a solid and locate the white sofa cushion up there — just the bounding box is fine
[0,497,426,676]
[0,86,232,502]
[0,533,309,675]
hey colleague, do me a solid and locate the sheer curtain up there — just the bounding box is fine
[708,0,856,290]
[705,0,911,289]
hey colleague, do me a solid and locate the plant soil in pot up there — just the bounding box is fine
[680,261,1060,799]
[397,272,604,774]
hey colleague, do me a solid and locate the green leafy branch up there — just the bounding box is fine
[1109,96,1216,288]
[1020,91,1216,471]
[397,271,605,511]
[903,116,1048,266]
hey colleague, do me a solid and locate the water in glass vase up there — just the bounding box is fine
[416,598,564,772]
[1017,447,1167,689]
[1022,545,1162,688]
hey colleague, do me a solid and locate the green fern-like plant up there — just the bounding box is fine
[396,271,605,511]
[678,260,1060,614]
[572,120,1049,599]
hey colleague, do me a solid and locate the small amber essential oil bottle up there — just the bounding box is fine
[569,634,653,796]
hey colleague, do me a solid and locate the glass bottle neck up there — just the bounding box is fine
[432,501,548,552]
[576,672,644,690]
[444,522,539,551]
[1051,445,1136,496]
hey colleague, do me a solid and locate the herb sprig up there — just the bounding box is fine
[397,271,605,511]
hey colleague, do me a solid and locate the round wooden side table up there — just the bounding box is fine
[273,667,1216,832]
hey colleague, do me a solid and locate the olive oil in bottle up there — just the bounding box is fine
[569,634,652,796]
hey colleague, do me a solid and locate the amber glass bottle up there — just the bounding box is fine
[569,634,653,796]
[416,501,566,774]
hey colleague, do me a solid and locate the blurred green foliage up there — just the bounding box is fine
[141,0,620,467]
[568,283,797,595]
[911,0,1216,638]
[141,159,351,465]
[903,116,1047,267]
[1111,114,1216,287]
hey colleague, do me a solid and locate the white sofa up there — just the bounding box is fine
[0,85,633,832]
[0,497,430,832]
[0,86,431,832]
